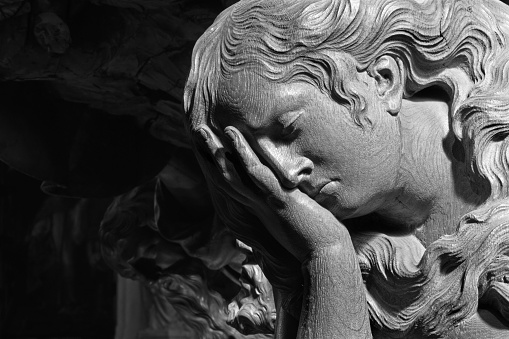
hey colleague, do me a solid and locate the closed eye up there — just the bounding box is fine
[278,110,303,139]
[281,121,298,138]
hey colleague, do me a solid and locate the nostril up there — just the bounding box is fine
[298,158,314,177]
[299,167,313,176]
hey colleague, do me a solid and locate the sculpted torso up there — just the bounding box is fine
[184,0,509,338]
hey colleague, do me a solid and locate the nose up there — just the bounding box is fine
[258,139,314,189]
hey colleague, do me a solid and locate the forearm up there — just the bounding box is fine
[298,242,372,339]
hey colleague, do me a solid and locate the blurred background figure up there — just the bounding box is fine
[100,160,275,339]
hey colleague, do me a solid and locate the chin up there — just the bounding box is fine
[328,203,359,221]
[316,183,386,221]
[328,196,382,221]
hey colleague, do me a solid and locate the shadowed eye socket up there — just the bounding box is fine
[278,110,303,139]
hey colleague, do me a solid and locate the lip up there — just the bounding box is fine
[302,180,334,199]
[318,181,335,195]
[315,180,341,200]
[314,182,340,211]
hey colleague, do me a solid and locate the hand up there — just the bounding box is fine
[194,125,372,338]
[194,125,349,263]
[192,125,300,292]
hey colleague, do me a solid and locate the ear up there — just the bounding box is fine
[367,55,405,115]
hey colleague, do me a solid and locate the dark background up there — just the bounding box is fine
[0,0,226,336]
[0,162,116,338]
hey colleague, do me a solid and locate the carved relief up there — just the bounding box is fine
[184,0,509,337]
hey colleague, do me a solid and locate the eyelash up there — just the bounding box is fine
[280,120,300,139]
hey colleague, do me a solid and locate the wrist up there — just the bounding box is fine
[302,243,346,268]
[299,241,371,339]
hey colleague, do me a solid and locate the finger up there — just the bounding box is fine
[198,155,257,208]
[196,125,237,182]
[195,126,226,172]
[195,126,262,206]
[224,126,283,197]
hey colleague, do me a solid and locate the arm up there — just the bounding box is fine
[299,243,371,339]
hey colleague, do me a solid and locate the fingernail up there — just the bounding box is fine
[224,128,235,142]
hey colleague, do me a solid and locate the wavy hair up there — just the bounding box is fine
[185,0,509,336]
[185,0,509,198]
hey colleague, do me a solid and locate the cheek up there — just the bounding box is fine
[307,136,365,177]
[341,147,398,193]
[317,182,370,219]
[317,142,397,216]
[329,181,386,219]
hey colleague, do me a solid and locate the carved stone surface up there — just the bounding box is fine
[184,0,509,337]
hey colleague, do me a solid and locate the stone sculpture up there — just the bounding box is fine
[184,0,509,337]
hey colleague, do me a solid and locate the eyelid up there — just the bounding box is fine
[277,110,304,128]
[277,110,304,139]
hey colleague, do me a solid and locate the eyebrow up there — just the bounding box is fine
[245,97,308,136]
[216,85,310,133]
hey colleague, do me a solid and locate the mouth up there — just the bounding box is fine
[303,180,335,199]
[314,181,343,212]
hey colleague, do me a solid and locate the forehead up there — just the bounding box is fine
[215,71,308,130]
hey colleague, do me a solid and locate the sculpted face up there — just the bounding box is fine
[215,70,402,220]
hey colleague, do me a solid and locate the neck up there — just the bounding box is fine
[376,97,485,244]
